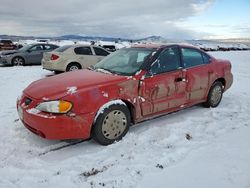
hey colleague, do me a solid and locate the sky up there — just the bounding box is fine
[0,0,249,39]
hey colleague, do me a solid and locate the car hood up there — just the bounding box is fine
[0,50,18,56]
[24,69,129,100]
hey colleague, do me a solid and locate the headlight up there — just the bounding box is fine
[36,100,72,114]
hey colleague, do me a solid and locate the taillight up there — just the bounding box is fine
[51,54,59,61]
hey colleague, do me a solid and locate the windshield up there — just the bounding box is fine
[93,48,154,75]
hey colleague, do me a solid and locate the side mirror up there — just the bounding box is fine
[27,49,31,53]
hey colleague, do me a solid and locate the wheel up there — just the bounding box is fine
[66,63,81,72]
[12,57,25,66]
[203,81,223,108]
[92,103,131,145]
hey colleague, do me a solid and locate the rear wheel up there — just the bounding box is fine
[66,62,81,72]
[203,81,223,108]
[92,103,130,145]
[12,56,25,66]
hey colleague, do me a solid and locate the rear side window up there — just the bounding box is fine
[54,45,72,52]
[74,47,92,55]
[202,53,211,64]
[181,48,205,68]
[93,47,109,56]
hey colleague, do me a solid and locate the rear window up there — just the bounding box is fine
[54,45,72,52]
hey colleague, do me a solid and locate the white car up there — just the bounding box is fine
[42,45,110,72]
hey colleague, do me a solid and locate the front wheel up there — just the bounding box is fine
[92,103,131,145]
[203,81,223,108]
[12,57,25,66]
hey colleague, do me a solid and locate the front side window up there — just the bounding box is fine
[74,47,92,55]
[93,47,109,56]
[29,45,44,51]
[181,48,204,68]
[93,48,154,75]
[150,47,180,75]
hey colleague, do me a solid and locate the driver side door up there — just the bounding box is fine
[26,44,44,64]
[139,46,187,116]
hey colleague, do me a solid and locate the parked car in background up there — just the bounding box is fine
[0,43,59,66]
[100,45,116,52]
[42,45,110,72]
[0,39,17,51]
[17,44,233,145]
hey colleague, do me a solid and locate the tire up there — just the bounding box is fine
[203,81,223,108]
[92,103,131,145]
[66,62,81,72]
[12,56,25,66]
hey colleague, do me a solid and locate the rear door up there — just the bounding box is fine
[180,47,212,103]
[139,46,187,116]
[74,46,99,68]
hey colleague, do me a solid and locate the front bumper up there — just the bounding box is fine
[0,56,12,65]
[17,94,94,140]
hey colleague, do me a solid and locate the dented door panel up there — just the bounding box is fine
[139,70,187,116]
[185,64,211,102]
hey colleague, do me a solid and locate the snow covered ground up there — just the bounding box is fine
[0,51,250,188]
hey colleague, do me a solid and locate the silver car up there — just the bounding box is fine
[0,43,59,66]
[42,45,110,72]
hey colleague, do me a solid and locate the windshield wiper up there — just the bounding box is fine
[88,65,94,70]
[95,68,113,74]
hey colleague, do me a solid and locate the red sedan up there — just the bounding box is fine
[17,44,233,145]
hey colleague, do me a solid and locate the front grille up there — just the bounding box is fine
[24,98,32,106]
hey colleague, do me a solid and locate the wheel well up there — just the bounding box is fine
[90,99,135,137]
[122,100,136,125]
[12,56,25,63]
[214,78,226,88]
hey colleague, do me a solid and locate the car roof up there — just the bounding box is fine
[131,43,197,50]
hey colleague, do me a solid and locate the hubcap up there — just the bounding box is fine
[14,58,24,65]
[210,85,222,106]
[69,65,79,71]
[102,110,127,140]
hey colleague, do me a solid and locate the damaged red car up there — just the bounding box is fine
[17,44,233,145]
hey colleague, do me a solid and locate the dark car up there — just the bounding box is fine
[0,43,59,66]
[0,39,17,51]
[17,44,233,145]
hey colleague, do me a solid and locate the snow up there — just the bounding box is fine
[26,108,41,115]
[0,51,250,188]
[66,86,77,94]
[101,91,109,98]
[94,99,126,123]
